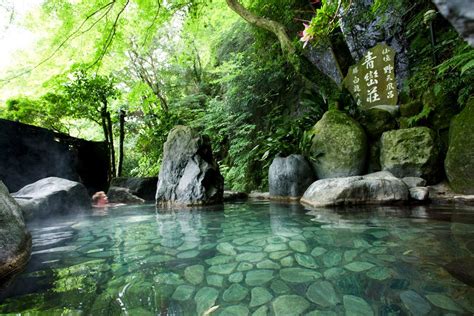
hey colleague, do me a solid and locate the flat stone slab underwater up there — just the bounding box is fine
[0,201,473,315]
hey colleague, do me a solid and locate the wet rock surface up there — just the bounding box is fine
[444,257,474,287]
[0,181,31,283]
[155,126,224,207]
[409,187,430,201]
[359,107,398,140]
[402,177,427,188]
[109,177,157,201]
[107,187,145,204]
[428,182,474,206]
[223,191,248,202]
[339,0,409,84]
[12,177,91,220]
[269,154,316,200]
[432,0,474,47]
[301,171,409,207]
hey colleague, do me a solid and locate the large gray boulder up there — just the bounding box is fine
[110,177,157,201]
[156,126,224,206]
[12,177,91,219]
[380,127,440,183]
[300,171,409,207]
[269,154,316,200]
[310,110,367,179]
[432,0,474,47]
[445,99,474,194]
[0,181,31,282]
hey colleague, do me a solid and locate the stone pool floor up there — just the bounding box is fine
[0,202,473,315]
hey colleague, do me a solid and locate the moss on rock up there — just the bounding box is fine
[310,110,367,179]
[400,101,422,118]
[422,88,458,132]
[359,108,398,140]
[445,98,474,194]
[380,127,440,183]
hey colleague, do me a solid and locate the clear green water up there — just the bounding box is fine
[1,201,474,315]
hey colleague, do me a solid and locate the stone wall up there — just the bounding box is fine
[0,119,109,194]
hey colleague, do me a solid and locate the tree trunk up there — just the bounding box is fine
[118,109,126,177]
[101,107,109,144]
[106,111,116,177]
[156,90,169,112]
[100,107,112,180]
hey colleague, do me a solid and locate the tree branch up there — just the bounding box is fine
[90,0,130,69]
[0,1,116,83]
[225,0,341,101]
[141,0,161,47]
[225,0,295,56]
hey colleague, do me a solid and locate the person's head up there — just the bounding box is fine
[92,191,108,206]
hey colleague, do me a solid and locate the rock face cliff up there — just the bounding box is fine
[156,126,224,207]
[432,0,474,47]
[0,181,31,282]
[339,0,409,85]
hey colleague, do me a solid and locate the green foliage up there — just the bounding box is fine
[304,0,347,42]
[3,0,472,192]
[437,44,474,76]
[64,69,120,120]
[406,103,433,127]
[198,36,323,190]
[123,105,204,177]
[0,93,71,133]
[0,0,327,188]
[371,0,405,16]
[402,2,474,129]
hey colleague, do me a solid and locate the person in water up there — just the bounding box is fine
[92,191,109,207]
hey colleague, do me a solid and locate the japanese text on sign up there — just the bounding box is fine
[343,43,398,108]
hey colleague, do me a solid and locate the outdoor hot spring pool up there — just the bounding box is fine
[1,201,474,315]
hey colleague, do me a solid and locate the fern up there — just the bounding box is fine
[407,103,433,127]
[461,58,474,75]
[437,45,474,75]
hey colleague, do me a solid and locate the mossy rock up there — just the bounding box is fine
[359,108,398,140]
[380,127,440,183]
[445,98,474,194]
[367,141,381,173]
[400,101,422,118]
[398,117,411,129]
[310,110,367,179]
[422,88,458,132]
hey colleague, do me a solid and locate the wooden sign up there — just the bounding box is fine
[343,43,398,108]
